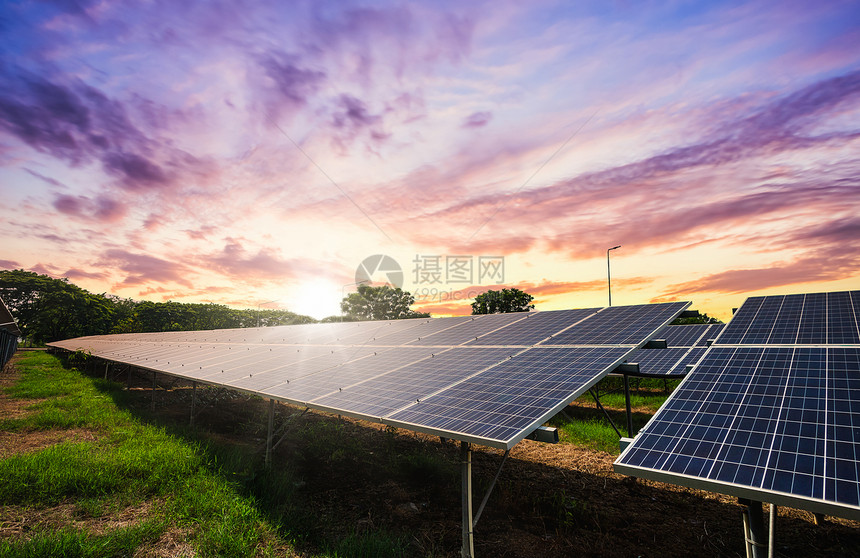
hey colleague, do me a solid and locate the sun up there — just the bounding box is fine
[287,280,343,321]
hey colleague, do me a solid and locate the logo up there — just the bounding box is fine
[355,254,403,288]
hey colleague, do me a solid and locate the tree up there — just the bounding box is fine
[671,312,722,325]
[340,284,430,320]
[471,288,534,315]
[0,269,114,343]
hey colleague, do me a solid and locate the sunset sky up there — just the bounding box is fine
[1,0,859,320]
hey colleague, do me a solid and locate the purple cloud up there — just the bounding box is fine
[198,238,339,284]
[52,194,127,222]
[99,249,194,288]
[462,111,492,128]
[0,260,20,270]
[258,50,326,108]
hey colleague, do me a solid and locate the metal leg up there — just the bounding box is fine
[190,382,197,426]
[623,374,633,437]
[768,504,776,558]
[104,362,110,380]
[265,399,275,468]
[461,442,474,558]
[740,499,767,558]
[151,371,157,411]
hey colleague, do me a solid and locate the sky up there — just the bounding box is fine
[1,0,859,321]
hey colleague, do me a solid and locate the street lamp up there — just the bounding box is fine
[607,245,621,307]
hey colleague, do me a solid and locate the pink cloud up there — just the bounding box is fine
[462,111,492,128]
[52,193,127,223]
[0,260,21,270]
[99,249,195,289]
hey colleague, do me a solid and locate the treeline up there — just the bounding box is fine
[0,270,315,344]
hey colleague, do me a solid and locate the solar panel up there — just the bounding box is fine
[615,290,860,520]
[49,300,690,449]
[658,324,723,348]
[311,347,517,418]
[717,291,860,345]
[463,308,599,346]
[407,313,528,346]
[542,302,690,345]
[387,347,632,445]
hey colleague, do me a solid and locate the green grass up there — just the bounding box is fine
[547,376,679,454]
[0,352,403,557]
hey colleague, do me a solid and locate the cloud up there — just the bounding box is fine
[386,69,860,257]
[462,111,492,128]
[0,65,206,193]
[63,267,109,281]
[0,260,21,270]
[660,245,859,296]
[52,194,127,222]
[198,238,335,284]
[99,249,195,288]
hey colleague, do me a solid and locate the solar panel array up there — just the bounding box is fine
[615,291,860,520]
[50,302,689,449]
[619,324,723,377]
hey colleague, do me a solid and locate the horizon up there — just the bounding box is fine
[1,1,859,322]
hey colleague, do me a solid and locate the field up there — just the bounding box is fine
[1,351,858,557]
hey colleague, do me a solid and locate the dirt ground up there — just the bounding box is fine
[2,356,860,557]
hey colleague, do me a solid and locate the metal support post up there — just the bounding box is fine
[151,371,157,411]
[768,503,776,558]
[740,498,767,558]
[265,399,275,468]
[104,362,110,381]
[461,442,474,558]
[623,374,633,437]
[190,382,197,426]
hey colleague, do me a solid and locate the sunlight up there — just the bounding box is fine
[287,280,343,321]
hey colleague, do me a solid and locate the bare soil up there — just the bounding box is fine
[3,357,860,557]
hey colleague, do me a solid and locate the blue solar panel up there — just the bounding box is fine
[543,302,689,345]
[718,291,860,345]
[311,347,517,418]
[615,290,860,520]
[387,347,630,445]
[658,324,712,347]
[628,348,692,376]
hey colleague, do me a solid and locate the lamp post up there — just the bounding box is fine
[607,245,621,307]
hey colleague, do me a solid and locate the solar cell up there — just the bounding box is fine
[615,290,860,520]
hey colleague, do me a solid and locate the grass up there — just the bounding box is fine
[547,376,678,454]
[0,351,403,557]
